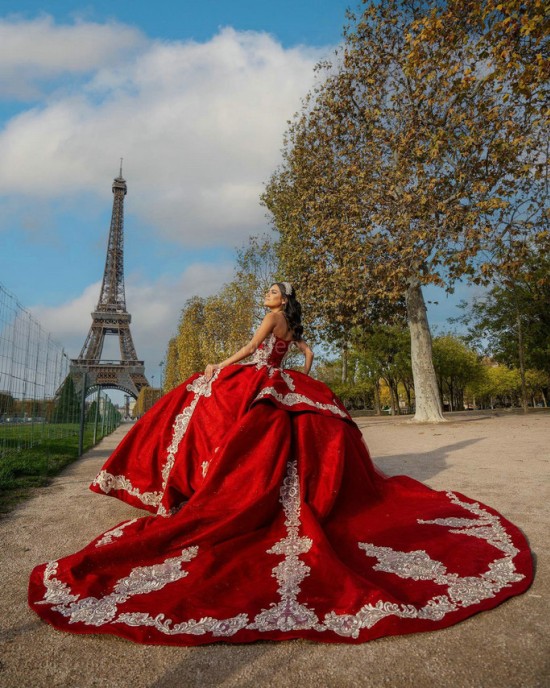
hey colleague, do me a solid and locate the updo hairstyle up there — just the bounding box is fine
[275,282,304,341]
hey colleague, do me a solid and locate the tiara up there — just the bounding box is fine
[281,281,293,296]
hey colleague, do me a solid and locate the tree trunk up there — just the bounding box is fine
[373,383,381,415]
[516,307,528,414]
[404,383,412,414]
[341,344,348,384]
[405,280,445,422]
[391,382,401,415]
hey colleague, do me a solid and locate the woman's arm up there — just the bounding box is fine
[204,313,278,380]
[294,339,314,376]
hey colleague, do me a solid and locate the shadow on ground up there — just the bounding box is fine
[373,438,481,482]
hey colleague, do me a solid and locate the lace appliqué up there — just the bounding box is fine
[37,475,526,640]
[95,519,139,548]
[91,471,162,508]
[323,492,525,638]
[37,548,199,626]
[157,370,220,516]
[116,612,250,637]
[250,333,276,369]
[254,387,348,419]
[249,460,324,633]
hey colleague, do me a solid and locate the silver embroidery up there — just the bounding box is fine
[95,519,139,548]
[38,547,199,626]
[117,612,250,637]
[36,562,79,606]
[279,369,296,392]
[248,460,324,633]
[38,475,526,639]
[418,492,518,557]
[254,387,348,418]
[92,471,162,508]
[322,491,526,638]
[159,370,220,512]
[251,333,276,369]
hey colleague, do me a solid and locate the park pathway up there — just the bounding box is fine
[0,412,549,688]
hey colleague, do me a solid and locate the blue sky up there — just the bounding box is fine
[0,1,474,389]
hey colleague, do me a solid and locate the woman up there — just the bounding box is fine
[28,282,532,646]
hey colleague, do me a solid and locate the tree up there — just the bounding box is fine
[163,338,180,392]
[133,387,163,418]
[234,234,281,326]
[0,391,15,417]
[176,296,207,382]
[86,399,101,423]
[263,0,547,422]
[354,326,412,415]
[432,335,484,411]
[455,247,550,411]
[52,376,80,424]
[467,363,521,409]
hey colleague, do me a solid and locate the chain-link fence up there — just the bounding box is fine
[0,283,120,461]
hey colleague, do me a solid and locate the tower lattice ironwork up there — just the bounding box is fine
[70,166,149,398]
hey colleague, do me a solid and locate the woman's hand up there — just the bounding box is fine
[204,364,219,381]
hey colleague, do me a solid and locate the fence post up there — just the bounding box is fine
[78,373,87,457]
[93,386,100,445]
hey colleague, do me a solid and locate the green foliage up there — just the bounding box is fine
[432,335,484,410]
[86,400,101,423]
[0,392,15,416]
[456,249,550,374]
[0,427,113,514]
[51,376,81,424]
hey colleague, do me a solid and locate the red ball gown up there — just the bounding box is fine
[28,334,533,645]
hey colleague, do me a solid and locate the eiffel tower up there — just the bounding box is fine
[70,164,149,398]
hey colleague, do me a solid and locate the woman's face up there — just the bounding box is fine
[264,284,285,311]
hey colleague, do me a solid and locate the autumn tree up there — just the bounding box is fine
[263,0,548,422]
[163,337,180,392]
[175,296,207,383]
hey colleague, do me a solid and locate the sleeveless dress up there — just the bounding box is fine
[28,334,533,645]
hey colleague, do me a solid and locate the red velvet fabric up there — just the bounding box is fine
[28,335,533,645]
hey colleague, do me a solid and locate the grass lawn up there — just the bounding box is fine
[0,424,117,514]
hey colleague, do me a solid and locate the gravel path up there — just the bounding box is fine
[1,410,548,688]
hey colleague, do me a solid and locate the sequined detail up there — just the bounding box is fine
[37,548,199,626]
[91,471,162,508]
[249,460,324,633]
[95,519,139,548]
[254,387,348,419]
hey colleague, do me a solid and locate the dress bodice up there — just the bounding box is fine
[250,333,293,369]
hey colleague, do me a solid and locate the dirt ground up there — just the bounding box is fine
[0,410,548,688]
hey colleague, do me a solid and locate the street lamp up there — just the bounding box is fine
[159,360,165,391]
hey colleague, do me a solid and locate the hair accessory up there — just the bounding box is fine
[281,281,293,296]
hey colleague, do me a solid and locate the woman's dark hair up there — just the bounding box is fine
[274,282,303,341]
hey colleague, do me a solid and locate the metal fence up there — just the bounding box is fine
[0,283,120,458]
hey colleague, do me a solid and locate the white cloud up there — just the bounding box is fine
[29,262,235,376]
[0,20,323,246]
[0,15,146,99]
